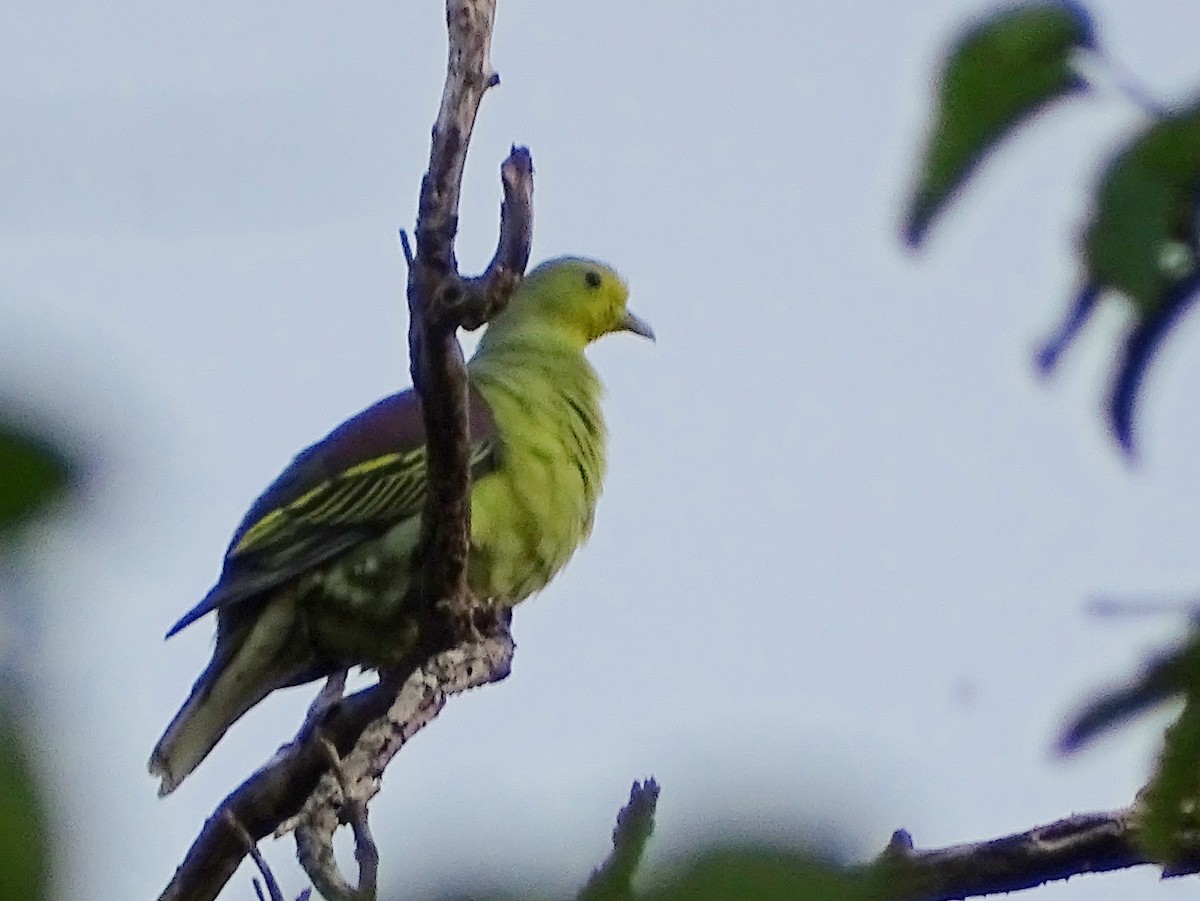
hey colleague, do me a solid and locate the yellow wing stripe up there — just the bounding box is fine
[304,474,372,523]
[230,442,492,558]
[232,450,421,555]
[342,453,404,479]
[234,509,286,554]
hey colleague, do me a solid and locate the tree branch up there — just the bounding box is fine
[292,738,379,901]
[580,779,661,900]
[408,0,531,626]
[408,143,532,625]
[290,619,515,896]
[872,805,1200,900]
[155,667,409,901]
[223,810,285,901]
[155,620,516,901]
[155,1,531,898]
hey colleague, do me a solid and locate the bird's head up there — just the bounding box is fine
[487,257,654,351]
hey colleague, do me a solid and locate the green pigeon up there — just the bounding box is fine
[150,257,653,796]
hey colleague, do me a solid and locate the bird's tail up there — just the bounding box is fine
[149,591,310,796]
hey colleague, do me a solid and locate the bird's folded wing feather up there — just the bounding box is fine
[165,387,498,637]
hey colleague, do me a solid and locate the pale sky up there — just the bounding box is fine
[5,1,1200,899]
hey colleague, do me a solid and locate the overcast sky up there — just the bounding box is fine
[5,1,1200,899]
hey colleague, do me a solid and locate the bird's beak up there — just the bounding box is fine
[620,310,656,342]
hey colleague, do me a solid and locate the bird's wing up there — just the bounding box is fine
[165,387,498,637]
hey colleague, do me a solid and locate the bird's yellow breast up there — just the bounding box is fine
[466,343,606,602]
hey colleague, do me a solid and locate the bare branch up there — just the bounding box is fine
[402,143,532,336]
[291,621,515,895]
[871,806,1194,900]
[223,810,286,901]
[156,671,407,901]
[155,617,515,901]
[414,0,500,278]
[460,146,535,330]
[580,779,661,900]
[486,147,535,281]
[293,740,378,901]
[346,802,380,901]
[408,0,532,625]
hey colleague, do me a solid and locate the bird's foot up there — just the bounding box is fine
[301,671,348,735]
[442,596,508,646]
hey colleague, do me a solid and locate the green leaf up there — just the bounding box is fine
[1113,633,1200,864]
[1141,689,1200,865]
[643,849,867,901]
[1039,103,1200,453]
[1057,630,1200,863]
[0,420,72,533]
[1106,280,1200,455]
[1083,104,1200,316]
[0,704,49,901]
[904,1,1095,246]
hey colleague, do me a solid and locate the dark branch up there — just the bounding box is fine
[461,146,535,330]
[293,739,378,901]
[408,1,533,623]
[291,620,515,896]
[407,144,532,624]
[224,811,285,901]
[155,668,409,901]
[155,620,515,901]
[413,0,499,277]
[580,779,661,900]
[869,806,1200,900]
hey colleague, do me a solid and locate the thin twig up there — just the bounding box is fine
[460,146,534,330]
[223,810,286,901]
[347,801,380,901]
[293,740,379,901]
[399,230,415,269]
[1069,46,1165,117]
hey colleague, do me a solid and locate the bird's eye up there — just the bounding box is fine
[584,270,602,289]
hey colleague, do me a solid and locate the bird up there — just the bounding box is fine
[149,257,653,796]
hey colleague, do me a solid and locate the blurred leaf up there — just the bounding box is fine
[1057,629,1200,862]
[1083,105,1200,315]
[1058,635,1200,753]
[904,0,1095,246]
[1106,278,1200,454]
[1108,631,1200,864]
[1089,104,1200,452]
[0,420,72,533]
[0,703,48,901]
[642,848,868,901]
[1141,689,1200,864]
[1038,103,1200,452]
[1034,283,1098,374]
